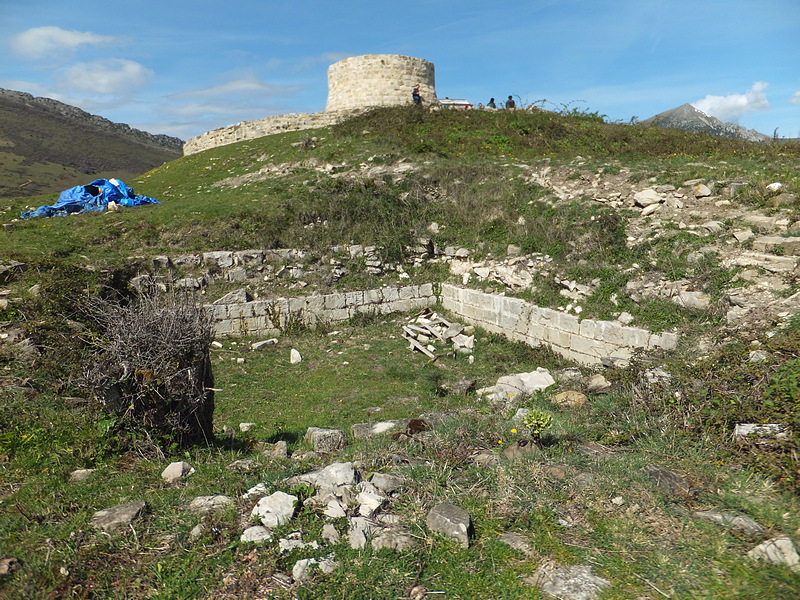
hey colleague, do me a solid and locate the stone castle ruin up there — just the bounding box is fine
[326,55,436,112]
[183,54,437,156]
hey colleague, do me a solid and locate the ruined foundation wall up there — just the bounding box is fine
[439,284,678,365]
[205,279,678,365]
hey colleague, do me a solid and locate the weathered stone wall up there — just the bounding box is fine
[183,110,358,156]
[439,284,678,365]
[206,284,437,338]
[326,54,437,112]
[206,279,679,365]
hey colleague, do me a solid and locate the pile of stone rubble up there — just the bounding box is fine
[401,308,475,359]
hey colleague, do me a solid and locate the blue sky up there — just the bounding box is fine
[1,0,799,141]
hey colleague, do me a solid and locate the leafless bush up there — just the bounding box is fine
[86,289,215,448]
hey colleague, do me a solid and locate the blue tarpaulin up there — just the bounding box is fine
[20,178,160,219]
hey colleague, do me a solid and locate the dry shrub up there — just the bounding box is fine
[87,289,215,448]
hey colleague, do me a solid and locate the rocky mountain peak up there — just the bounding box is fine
[642,102,771,143]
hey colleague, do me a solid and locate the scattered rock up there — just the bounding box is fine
[503,439,540,460]
[747,536,800,572]
[90,500,146,531]
[372,525,415,551]
[640,463,694,498]
[262,440,289,459]
[643,367,672,385]
[251,491,298,528]
[352,420,409,438]
[251,339,278,350]
[551,390,588,409]
[693,510,765,536]
[586,374,611,393]
[305,427,345,453]
[734,423,790,443]
[213,289,251,304]
[0,557,21,575]
[357,490,388,517]
[278,533,320,553]
[529,561,611,600]
[291,462,359,489]
[228,459,259,472]
[292,558,318,582]
[479,368,555,410]
[693,184,712,198]
[321,523,340,544]
[69,468,96,482]
[161,461,195,483]
[633,189,662,207]
[370,473,405,494]
[240,525,273,544]
[290,348,302,364]
[188,495,235,514]
[497,532,534,557]
[426,503,472,548]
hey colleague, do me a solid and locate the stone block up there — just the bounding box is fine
[327,308,349,322]
[622,326,650,348]
[426,503,472,548]
[363,289,381,304]
[234,249,264,265]
[287,297,308,314]
[381,287,400,302]
[556,311,580,334]
[305,296,325,312]
[501,296,524,317]
[345,290,364,306]
[305,427,345,453]
[203,251,234,268]
[324,293,347,310]
[594,320,626,346]
[579,318,597,338]
[250,301,270,317]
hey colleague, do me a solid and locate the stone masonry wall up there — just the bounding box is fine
[439,284,678,365]
[183,110,358,156]
[326,54,437,112]
[206,280,679,365]
[206,284,437,338]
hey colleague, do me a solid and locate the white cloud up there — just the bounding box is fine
[10,26,116,61]
[171,74,300,99]
[791,91,800,105]
[54,59,153,97]
[692,81,770,123]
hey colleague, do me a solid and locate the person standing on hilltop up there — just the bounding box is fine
[487,98,496,109]
[412,83,422,105]
[505,95,516,109]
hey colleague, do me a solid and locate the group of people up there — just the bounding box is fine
[412,84,517,110]
[484,96,515,109]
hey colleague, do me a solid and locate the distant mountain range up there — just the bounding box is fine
[641,103,771,143]
[0,89,183,199]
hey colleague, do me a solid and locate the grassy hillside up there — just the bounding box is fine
[0,93,181,199]
[1,106,800,599]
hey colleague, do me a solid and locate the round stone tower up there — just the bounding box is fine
[326,54,437,112]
